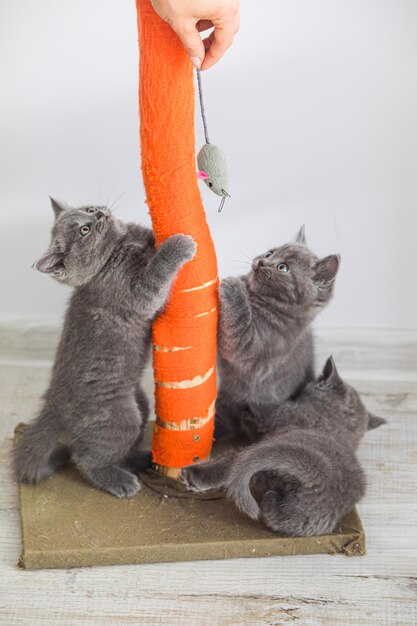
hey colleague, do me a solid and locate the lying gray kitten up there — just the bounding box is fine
[13,198,196,497]
[182,357,386,536]
[215,227,340,442]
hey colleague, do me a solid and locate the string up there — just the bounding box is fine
[197,69,210,145]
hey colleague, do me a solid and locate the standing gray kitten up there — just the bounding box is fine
[182,357,386,536]
[215,227,340,442]
[13,198,196,497]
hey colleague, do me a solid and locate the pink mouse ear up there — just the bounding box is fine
[197,170,209,180]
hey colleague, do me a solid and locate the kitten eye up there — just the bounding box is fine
[277,262,289,273]
[80,225,90,236]
[86,207,96,214]
[265,251,273,258]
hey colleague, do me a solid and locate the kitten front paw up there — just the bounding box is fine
[220,277,246,304]
[163,234,197,264]
[180,465,212,493]
[101,468,141,498]
[221,276,241,292]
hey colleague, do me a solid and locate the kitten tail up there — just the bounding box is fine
[226,445,265,520]
[227,438,366,537]
[13,409,68,484]
[227,443,310,522]
[226,442,321,524]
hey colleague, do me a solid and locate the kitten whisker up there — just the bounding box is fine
[108,188,131,211]
[229,259,252,267]
[231,242,253,263]
[101,171,125,208]
[231,266,252,273]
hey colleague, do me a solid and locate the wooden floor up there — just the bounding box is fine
[0,322,416,625]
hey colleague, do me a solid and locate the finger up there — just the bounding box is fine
[201,20,235,70]
[196,20,214,33]
[173,20,205,69]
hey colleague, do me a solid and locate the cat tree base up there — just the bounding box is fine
[15,424,365,569]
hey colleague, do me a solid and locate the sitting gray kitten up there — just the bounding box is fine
[13,198,196,497]
[182,357,386,536]
[215,227,340,442]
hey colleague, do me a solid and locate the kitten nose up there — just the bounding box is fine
[258,259,266,267]
[96,210,105,219]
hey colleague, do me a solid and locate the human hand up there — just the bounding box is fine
[150,0,239,70]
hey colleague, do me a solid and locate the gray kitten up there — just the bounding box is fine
[215,227,340,442]
[182,357,386,536]
[13,198,196,497]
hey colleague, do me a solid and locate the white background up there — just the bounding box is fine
[1,0,416,328]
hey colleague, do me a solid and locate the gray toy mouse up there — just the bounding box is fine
[196,70,231,212]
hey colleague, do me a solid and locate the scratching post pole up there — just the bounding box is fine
[137,0,218,479]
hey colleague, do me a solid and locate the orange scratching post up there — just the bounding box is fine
[136,0,219,477]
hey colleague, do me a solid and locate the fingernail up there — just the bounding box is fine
[190,56,201,69]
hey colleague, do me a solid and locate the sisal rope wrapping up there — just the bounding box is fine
[136,0,218,472]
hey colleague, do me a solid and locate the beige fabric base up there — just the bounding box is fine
[15,424,365,569]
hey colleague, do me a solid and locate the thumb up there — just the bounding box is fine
[173,20,205,69]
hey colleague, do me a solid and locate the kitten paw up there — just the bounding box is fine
[220,277,246,303]
[221,276,240,292]
[180,466,212,492]
[82,465,142,498]
[164,234,197,263]
[108,471,141,498]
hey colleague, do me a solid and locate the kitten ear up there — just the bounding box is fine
[295,225,307,245]
[367,413,387,430]
[313,254,340,303]
[33,251,65,275]
[313,254,340,284]
[321,356,342,385]
[50,197,65,219]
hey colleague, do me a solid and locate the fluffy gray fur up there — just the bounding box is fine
[13,198,196,497]
[215,226,341,442]
[181,357,386,536]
